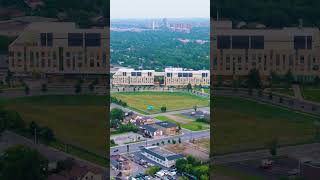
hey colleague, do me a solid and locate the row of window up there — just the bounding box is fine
[217,35,313,50]
[217,36,264,49]
[41,33,102,47]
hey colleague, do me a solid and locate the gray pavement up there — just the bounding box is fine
[212,143,320,165]
[110,129,209,155]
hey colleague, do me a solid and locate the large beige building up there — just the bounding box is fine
[8,22,108,81]
[112,67,210,87]
[112,68,155,86]
[212,20,320,82]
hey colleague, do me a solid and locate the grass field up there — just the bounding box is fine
[0,95,108,156]
[112,92,209,114]
[213,165,265,180]
[270,88,294,96]
[301,87,320,103]
[213,96,319,154]
[155,115,209,131]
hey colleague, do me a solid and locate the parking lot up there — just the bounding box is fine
[121,151,180,179]
[111,132,146,145]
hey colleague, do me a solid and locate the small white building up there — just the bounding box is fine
[141,146,184,168]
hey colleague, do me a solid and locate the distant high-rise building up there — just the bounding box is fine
[163,18,169,28]
[152,20,156,30]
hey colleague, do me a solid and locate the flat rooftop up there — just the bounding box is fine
[142,146,184,161]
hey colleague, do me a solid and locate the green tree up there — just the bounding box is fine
[40,127,55,143]
[187,83,192,92]
[160,106,167,112]
[24,85,30,95]
[0,145,48,180]
[74,80,82,94]
[29,121,40,136]
[285,69,295,86]
[41,84,48,93]
[5,70,13,87]
[193,105,198,112]
[176,158,188,173]
[267,138,278,157]
[247,69,261,89]
[145,166,161,176]
[110,108,125,121]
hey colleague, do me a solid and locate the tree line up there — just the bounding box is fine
[213,0,320,28]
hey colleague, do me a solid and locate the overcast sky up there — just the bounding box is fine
[111,0,210,19]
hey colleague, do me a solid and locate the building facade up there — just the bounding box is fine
[112,67,210,87]
[112,68,155,86]
[164,68,210,86]
[212,20,320,82]
[8,22,108,82]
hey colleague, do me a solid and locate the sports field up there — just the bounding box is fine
[112,92,209,114]
[0,95,107,156]
[213,96,319,154]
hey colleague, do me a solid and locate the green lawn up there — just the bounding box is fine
[213,165,265,180]
[155,115,209,131]
[301,87,320,103]
[213,96,319,154]
[112,92,209,114]
[0,95,108,156]
[270,88,294,96]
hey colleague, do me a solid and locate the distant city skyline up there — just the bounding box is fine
[111,0,210,19]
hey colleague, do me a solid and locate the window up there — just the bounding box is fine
[85,33,101,47]
[123,72,127,76]
[41,33,46,46]
[47,33,53,47]
[251,36,264,49]
[178,73,182,77]
[307,36,312,49]
[294,36,305,49]
[137,72,142,76]
[300,55,305,64]
[232,36,249,49]
[68,33,83,47]
[217,36,231,49]
[41,33,53,47]
[167,73,172,77]
[131,72,137,76]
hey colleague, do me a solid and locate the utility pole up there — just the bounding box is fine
[34,128,37,144]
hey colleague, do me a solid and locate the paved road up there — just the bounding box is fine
[292,84,303,100]
[212,143,320,165]
[149,107,210,117]
[110,129,210,155]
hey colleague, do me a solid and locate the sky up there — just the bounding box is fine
[111,0,210,19]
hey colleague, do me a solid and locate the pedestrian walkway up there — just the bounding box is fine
[292,84,303,100]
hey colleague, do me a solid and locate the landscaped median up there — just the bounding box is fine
[155,115,209,131]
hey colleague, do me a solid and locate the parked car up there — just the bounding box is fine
[260,159,273,169]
